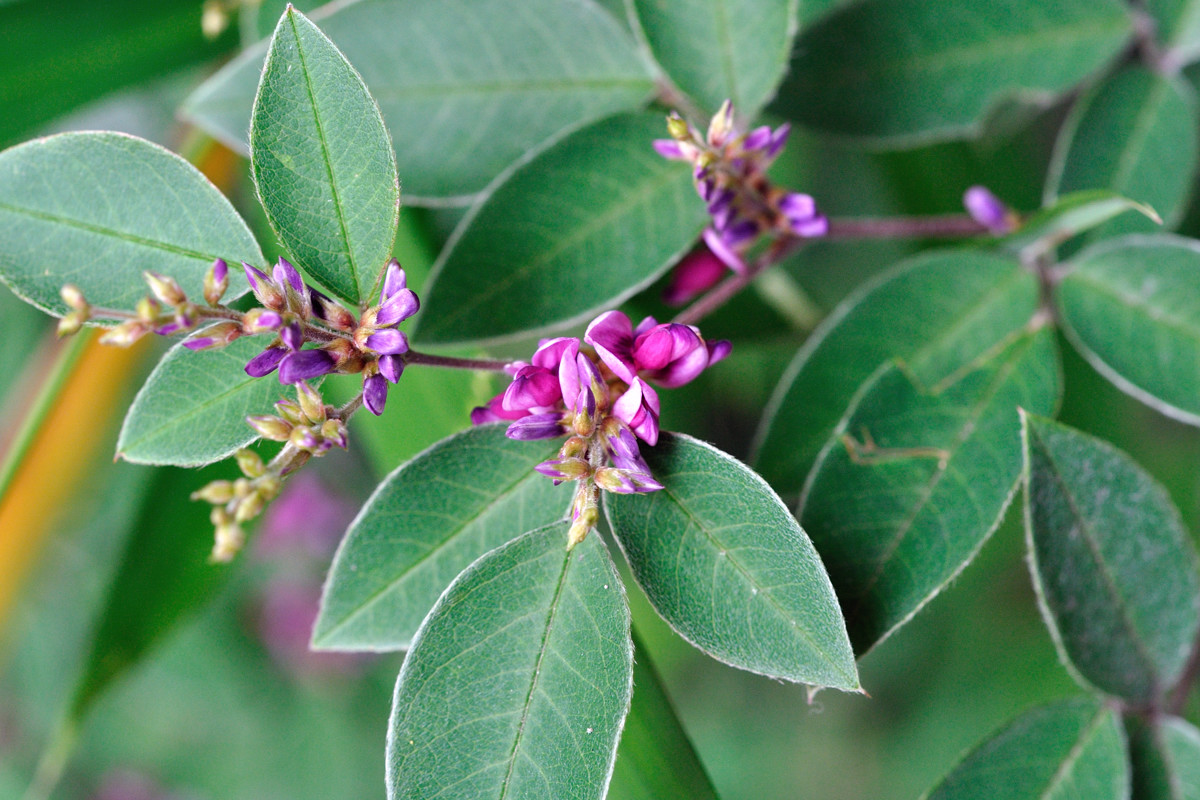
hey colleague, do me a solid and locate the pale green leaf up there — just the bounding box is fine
[251,6,399,306]
[800,327,1062,652]
[605,433,859,689]
[1022,414,1200,702]
[0,131,260,317]
[314,425,571,650]
[387,524,633,800]
[1002,189,1161,257]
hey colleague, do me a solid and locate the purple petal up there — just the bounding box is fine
[375,288,420,326]
[365,328,409,355]
[471,393,527,425]
[653,139,686,160]
[381,258,407,300]
[245,345,287,377]
[184,336,217,351]
[281,321,303,351]
[701,227,747,274]
[274,258,304,292]
[278,349,336,384]
[790,214,829,238]
[243,262,269,293]
[613,378,660,445]
[531,337,579,371]
[503,366,561,411]
[706,339,732,366]
[363,374,388,416]
[767,123,791,158]
[742,125,772,152]
[724,219,759,247]
[779,192,817,221]
[212,258,228,283]
[663,246,728,306]
[378,353,405,383]
[963,185,1013,233]
[505,413,567,441]
[583,310,637,383]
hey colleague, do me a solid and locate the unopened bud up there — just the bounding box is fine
[666,112,691,142]
[247,414,292,441]
[234,490,266,523]
[60,284,88,311]
[567,505,599,548]
[296,382,325,423]
[274,398,304,426]
[707,100,735,148]
[183,321,242,351]
[242,308,283,334]
[289,424,321,452]
[572,408,596,437]
[135,296,162,323]
[313,293,357,331]
[235,448,265,478]
[211,521,245,563]
[560,436,587,460]
[57,310,88,337]
[204,258,229,305]
[191,479,236,504]
[320,419,348,449]
[99,320,150,347]
[144,271,186,306]
[535,457,590,482]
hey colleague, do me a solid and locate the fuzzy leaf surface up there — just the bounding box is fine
[605,433,858,689]
[1022,414,1200,702]
[0,132,259,317]
[387,524,632,800]
[314,425,569,650]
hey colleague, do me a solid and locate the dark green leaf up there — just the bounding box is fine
[250,7,399,306]
[314,425,570,650]
[0,132,260,317]
[1021,414,1200,702]
[183,0,654,202]
[774,0,1132,145]
[387,524,632,800]
[413,113,708,346]
[1002,190,1161,257]
[1046,66,1196,239]
[1145,0,1200,65]
[923,698,1128,800]
[117,337,287,467]
[754,249,1039,497]
[800,327,1061,652]
[1058,234,1200,425]
[1127,715,1200,800]
[630,0,797,116]
[605,433,859,689]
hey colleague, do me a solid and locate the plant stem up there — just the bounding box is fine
[673,238,804,326]
[825,214,989,240]
[1167,633,1200,714]
[404,350,512,372]
[333,392,364,420]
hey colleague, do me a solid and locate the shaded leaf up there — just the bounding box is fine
[387,524,632,800]
[1127,715,1200,800]
[314,425,570,650]
[183,0,654,202]
[0,132,260,317]
[250,7,399,306]
[754,249,1039,497]
[117,337,286,467]
[1002,189,1161,257]
[630,0,797,116]
[1145,0,1200,65]
[1021,414,1200,702]
[605,433,859,689]
[1058,234,1200,425]
[800,327,1061,652]
[923,698,1128,800]
[774,0,1132,145]
[413,113,708,346]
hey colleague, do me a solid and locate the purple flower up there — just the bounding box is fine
[506,412,568,441]
[471,394,527,425]
[585,311,639,383]
[365,328,409,355]
[363,373,388,415]
[964,185,1015,234]
[702,226,748,273]
[503,365,562,412]
[779,193,829,238]
[278,348,336,384]
[663,244,729,306]
[376,259,420,326]
[613,378,660,445]
[586,310,731,390]
[378,353,404,383]
[245,345,288,377]
[274,257,304,293]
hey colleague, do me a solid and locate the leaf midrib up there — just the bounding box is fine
[120,369,265,455]
[1037,705,1111,800]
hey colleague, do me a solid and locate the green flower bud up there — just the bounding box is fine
[235,448,265,478]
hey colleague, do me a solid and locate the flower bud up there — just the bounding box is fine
[56,310,88,337]
[296,381,326,423]
[243,308,283,334]
[211,521,245,563]
[274,398,305,426]
[666,112,691,142]
[559,436,588,460]
[567,505,599,548]
[535,457,590,482]
[289,424,321,452]
[204,258,229,305]
[320,419,348,449]
[183,321,242,351]
[707,100,735,147]
[235,448,265,478]
[191,479,236,504]
[234,490,266,523]
[99,320,150,347]
[247,414,292,441]
[144,271,186,306]
[60,284,88,311]
[135,296,162,322]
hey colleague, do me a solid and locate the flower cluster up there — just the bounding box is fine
[472,310,730,546]
[654,100,828,304]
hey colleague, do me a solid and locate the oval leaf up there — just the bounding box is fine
[184,0,654,203]
[923,698,1128,800]
[773,0,1132,145]
[754,249,1040,497]
[1047,66,1196,239]
[605,433,859,689]
[117,337,286,467]
[413,113,708,346]
[1021,414,1200,702]
[0,131,260,317]
[387,524,633,800]
[251,7,399,306]
[314,425,570,650]
[800,327,1062,652]
[1058,234,1200,425]
[1002,189,1161,257]
[631,0,798,116]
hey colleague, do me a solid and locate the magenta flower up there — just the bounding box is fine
[613,377,660,445]
[664,244,730,306]
[357,259,420,415]
[964,185,1016,234]
[585,310,731,390]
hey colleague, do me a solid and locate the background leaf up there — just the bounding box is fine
[117,337,287,467]
[754,249,1039,498]
[923,698,1128,800]
[314,425,570,650]
[605,433,859,689]
[1127,715,1200,800]
[412,113,708,346]
[1046,66,1196,240]
[630,0,797,116]
[250,7,399,306]
[183,0,654,203]
[0,132,260,317]
[1057,234,1200,425]
[387,524,632,800]
[1145,0,1200,65]
[1001,189,1161,257]
[772,0,1132,145]
[800,327,1061,652]
[1021,414,1200,703]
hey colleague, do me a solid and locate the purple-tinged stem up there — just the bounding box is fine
[825,214,990,240]
[404,350,512,372]
[673,238,804,326]
[332,392,364,421]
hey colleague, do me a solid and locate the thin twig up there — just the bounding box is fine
[404,350,512,372]
[825,215,989,240]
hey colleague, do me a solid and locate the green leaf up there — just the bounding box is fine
[754,249,1039,498]
[630,0,798,116]
[923,698,1128,800]
[1058,234,1200,425]
[1046,66,1196,240]
[413,113,708,346]
[250,6,399,306]
[183,0,654,203]
[0,132,261,317]
[387,524,633,800]
[117,337,285,467]
[1021,414,1200,703]
[800,327,1061,652]
[605,433,859,689]
[1127,716,1200,800]
[773,0,1132,145]
[313,425,570,650]
[1145,0,1200,65]
[609,628,719,800]
[1002,189,1161,257]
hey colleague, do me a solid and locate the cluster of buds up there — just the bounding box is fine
[58,266,215,343]
[472,310,730,546]
[193,383,348,561]
[654,100,828,305]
